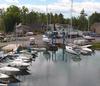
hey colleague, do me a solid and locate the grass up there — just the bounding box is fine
[91,42,100,50]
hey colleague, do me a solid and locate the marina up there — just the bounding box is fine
[0,0,100,86]
[0,27,98,86]
[5,49,100,86]
[0,31,98,86]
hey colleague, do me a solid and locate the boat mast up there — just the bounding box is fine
[46,0,48,31]
[70,0,73,43]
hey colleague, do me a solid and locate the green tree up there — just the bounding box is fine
[89,12,100,25]
[0,9,5,32]
[21,6,28,24]
[3,5,21,32]
[0,17,5,32]
[50,13,54,24]
[78,9,88,31]
[72,17,79,29]
[58,13,64,24]
[54,13,59,23]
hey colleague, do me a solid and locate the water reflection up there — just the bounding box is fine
[43,50,51,61]
[43,49,82,62]
[71,56,81,62]
[9,49,99,86]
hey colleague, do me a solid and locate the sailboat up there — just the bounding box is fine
[65,0,80,55]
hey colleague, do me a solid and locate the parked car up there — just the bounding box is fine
[26,32,34,36]
[3,37,10,42]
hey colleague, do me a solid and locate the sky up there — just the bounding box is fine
[0,0,100,18]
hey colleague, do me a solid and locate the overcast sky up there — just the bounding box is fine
[0,0,100,18]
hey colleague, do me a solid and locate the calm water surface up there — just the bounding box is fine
[9,49,100,86]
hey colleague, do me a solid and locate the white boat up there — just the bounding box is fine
[0,66,20,75]
[83,35,95,40]
[20,50,37,57]
[0,83,8,86]
[6,52,32,62]
[65,46,79,55]
[0,73,9,79]
[8,60,30,70]
[31,48,46,51]
[42,35,50,43]
[18,54,32,61]
[81,47,92,52]
[43,37,50,43]
[81,44,92,48]
[31,50,38,55]
[15,58,30,63]
[73,39,88,45]
[14,52,33,61]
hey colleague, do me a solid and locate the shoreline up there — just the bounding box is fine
[0,34,100,50]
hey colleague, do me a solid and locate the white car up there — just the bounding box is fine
[26,32,34,36]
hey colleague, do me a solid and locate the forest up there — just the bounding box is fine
[0,5,100,33]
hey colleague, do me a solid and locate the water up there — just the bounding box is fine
[9,49,100,86]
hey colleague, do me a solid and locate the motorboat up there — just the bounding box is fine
[73,39,88,45]
[3,52,32,63]
[43,37,50,43]
[79,45,92,55]
[8,60,30,70]
[0,73,9,79]
[0,83,8,86]
[13,51,33,61]
[65,45,80,55]
[42,35,50,43]
[20,50,37,58]
[15,58,31,63]
[18,54,32,61]
[81,44,92,48]
[31,50,38,55]
[0,66,20,75]
[81,47,92,52]
[31,48,46,52]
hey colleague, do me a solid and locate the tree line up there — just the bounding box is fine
[0,5,100,33]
